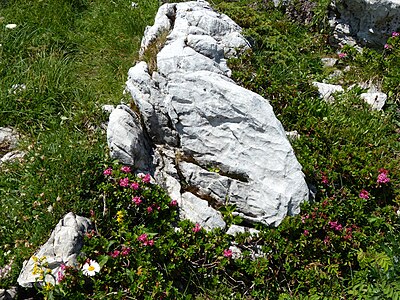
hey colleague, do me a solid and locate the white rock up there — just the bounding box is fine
[312,82,344,102]
[17,213,93,288]
[360,92,387,110]
[5,24,17,29]
[321,57,338,67]
[330,0,400,46]
[0,128,19,154]
[0,150,25,164]
[107,104,153,171]
[180,192,226,230]
[101,104,115,114]
[118,1,309,227]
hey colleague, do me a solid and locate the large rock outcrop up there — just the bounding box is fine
[108,1,309,228]
[330,0,400,46]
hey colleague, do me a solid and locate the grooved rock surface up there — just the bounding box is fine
[17,213,93,288]
[109,1,309,228]
[330,0,400,46]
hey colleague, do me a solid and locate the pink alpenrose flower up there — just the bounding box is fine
[120,166,131,173]
[359,189,369,199]
[192,223,201,233]
[223,249,233,258]
[103,168,112,176]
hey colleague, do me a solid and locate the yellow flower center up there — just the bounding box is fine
[88,265,95,271]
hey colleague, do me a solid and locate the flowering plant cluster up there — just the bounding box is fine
[47,163,235,299]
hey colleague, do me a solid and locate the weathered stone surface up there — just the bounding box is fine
[321,57,338,68]
[313,81,344,102]
[0,128,19,154]
[330,0,400,46]
[113,1,309,227]
[17,213,93,288]
[180,192,226,230]
[0,287,17,300]
[107,104,153,171]
[0,150,25,165]
[360,92,387,110]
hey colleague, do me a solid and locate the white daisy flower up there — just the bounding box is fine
[82,260,100,276]
[5,24,17,29]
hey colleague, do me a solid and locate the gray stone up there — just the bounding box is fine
[17,213,93,288]
[312,81,344,102]
[0,127,19,154]
[107,104,153,171]
[360,92,387,110]
[118,1,309,227]
[0,287,17,300]
[102,105,115,114]
[330,0,400,46]
[180,192,226,230]
[0,150,25,165]
[321,57,338,67]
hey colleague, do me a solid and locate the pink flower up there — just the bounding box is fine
[121,247,131,256]
[303,230,309,236]
[323,236,330,245]
[170,199,178,207]
[223,249,233,258]
[329,221,343,231]
[338,52,347,59]
[147,240,154,246]
[132,196,142,205]
[192,223,201,233]
[384,43,393,49]
[321,175,329,185]
[121,166,131,173]
[147,206,153,213]
[392,32,400,37]
[377,169,390,184]
[119,177,129,187]
[301,214,309,223]
[137,234,148,242]
[142,173,151,183]
[359,189,369,199]
[110,250,120,258]
[131,182,139,190]
[57,270,65,283]
[103,168,112,176]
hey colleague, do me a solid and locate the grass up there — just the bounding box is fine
[0,0,399,298]
[0,0,159,287]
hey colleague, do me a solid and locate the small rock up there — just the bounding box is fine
[360,92,387,110]
[321,57,337,67]
[0,150,25,165]
[226,224,259,236]
[0,128,19,155]
[312,82,344,102]
[101,105,115,114]
[17,212,93,288]
[0,287,17,300]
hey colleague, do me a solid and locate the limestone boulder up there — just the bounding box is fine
[17,213,93,288]
[110,1,309,228]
